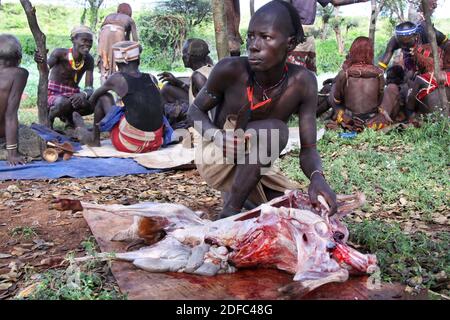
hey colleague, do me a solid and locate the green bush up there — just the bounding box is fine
[137,12,188,70]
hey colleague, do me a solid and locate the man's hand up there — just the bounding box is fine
[7,150,27,166]
[158,72,184,88]
[308,173,337,216]
[33,50,48,64]
[69,93,86,109]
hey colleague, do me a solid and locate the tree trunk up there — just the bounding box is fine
[211,0,230,60]
[369,0,384,48]
[334,25,345,54]
[321,22,329,40]
[333,8,344,55]
[250,0,254,17]
[421,0,449,117]
[87,0,103,32]
[19,0,49,127]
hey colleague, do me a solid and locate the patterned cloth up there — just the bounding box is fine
[47,81,80,108]
[287,36,316,73]
[416,71,450,101]
[110,115,163,153]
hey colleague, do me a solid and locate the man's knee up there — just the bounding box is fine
[53,96,71,109]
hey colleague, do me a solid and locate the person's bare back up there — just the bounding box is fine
[101,13,137,40]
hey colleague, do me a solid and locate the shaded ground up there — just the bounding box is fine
[0,170,221,299]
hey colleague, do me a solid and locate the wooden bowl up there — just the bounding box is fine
[42,148,59,162]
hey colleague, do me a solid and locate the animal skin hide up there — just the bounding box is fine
[78,190,377,295]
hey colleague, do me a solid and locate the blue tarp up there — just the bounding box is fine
[30,123,82,151]
[0,157,160,181]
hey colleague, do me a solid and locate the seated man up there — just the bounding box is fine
[378,20,447,78]
[158,39,214,103]
[406,42,450,117]
[160,39,214,128]
[97,3,138,84]
[73,41,164,153]
[0,34,42,165]
[329,37,392,131]
[35,26,95,129]
[188,1,337,219]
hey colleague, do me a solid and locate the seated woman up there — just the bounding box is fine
[329,37,399,131]
[406,42,450,117]
[73,41,164,153]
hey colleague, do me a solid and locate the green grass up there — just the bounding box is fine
[280,118,449,294]
[10,226,38,239]
[348,219,449,293]
[19,237,125,300]
[280,119,449,216]
[26,264,125,300]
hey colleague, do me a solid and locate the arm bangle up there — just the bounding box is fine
[378,61,388,69]
[310,170,324,180]
[6,144,18,150]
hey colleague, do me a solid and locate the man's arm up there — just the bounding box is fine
[331,71,348,123]
[188,58,234,140]
[298,70,338,214]
[378,37,400,71]
[191,71,208,97]
[34,48,60,68]
[130,19,139,42]
[89,73,127,106]
[5,68,29,165]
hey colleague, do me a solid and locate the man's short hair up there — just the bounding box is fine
[185,39,210,58]
[395,22,417,37]
[0,34,22,63]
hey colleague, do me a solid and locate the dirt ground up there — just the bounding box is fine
[0,169,222,299]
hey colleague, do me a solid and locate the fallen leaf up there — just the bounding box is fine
[0,254,12,259]
[6,185,21,193]
[399,197,407,206]
[11,247,30,257]
[431,213,448,225]
[40,257,65,267]
[0,282,12,291]
[16,282,39,299]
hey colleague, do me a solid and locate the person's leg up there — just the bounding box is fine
[73,94,114,146]
[160,83,188,104]
[219,119,289,218]
[49,96,73,129]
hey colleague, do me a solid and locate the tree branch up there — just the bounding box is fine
[20,0,49,126]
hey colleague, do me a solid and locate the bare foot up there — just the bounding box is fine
[72,111,85,129]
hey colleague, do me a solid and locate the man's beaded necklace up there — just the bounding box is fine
[68,48,84,83]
